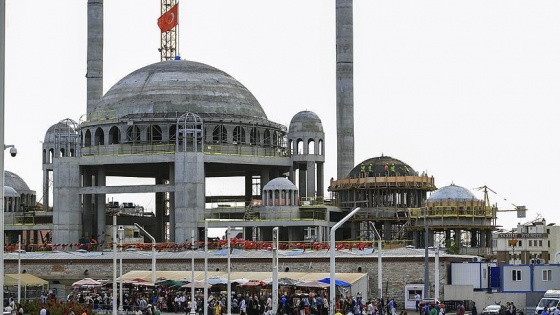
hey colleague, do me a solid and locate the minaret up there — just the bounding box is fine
[336,0,354,179]
[86,0,103,118]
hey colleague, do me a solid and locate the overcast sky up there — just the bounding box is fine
[4,1,559,230]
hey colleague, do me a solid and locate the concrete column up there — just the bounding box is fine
[454,228,461,246]
[96,167,106,244]
[486,230,493,248]
[336,0,354,179]
[155,176,165,242]
[174,152,204,243]
[480,230,487,248]
[245,173,252,205]
[83,169,93,238]
[86,0,103,118]
[298,168,307,198]
[260,168,270,190]
[306,161,316,199]
[43,170,50,211]
[383,221,392,241]
[316,162,324,198]
[470,229,478,247]
[168,163,175,242]
[52,158,82,245]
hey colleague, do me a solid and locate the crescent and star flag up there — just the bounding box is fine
[157,3,179,33]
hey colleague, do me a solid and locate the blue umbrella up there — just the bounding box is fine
[318,277,350,287]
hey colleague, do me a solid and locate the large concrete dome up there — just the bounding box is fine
[428,184,478,201]
[93,60,268,119]
[263,177,297,191]
[44,119,79,143]
[289,110,323,133]
[347,155,416,178]
[4,170,31,192]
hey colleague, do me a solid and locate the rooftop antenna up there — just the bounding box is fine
[158,0,179,61]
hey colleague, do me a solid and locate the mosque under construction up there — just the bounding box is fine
[2,0,500,257]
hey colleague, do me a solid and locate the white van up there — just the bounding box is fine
[535,290,560,315]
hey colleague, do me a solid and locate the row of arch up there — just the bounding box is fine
[3,193,36,212]
[289,138,325,155]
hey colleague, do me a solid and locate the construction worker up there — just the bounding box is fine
[360,163,366,178]
[390,163,396,176]
[384,163,389,176]
[368,163,373,177]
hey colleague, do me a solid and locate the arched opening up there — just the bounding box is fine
[273,131,279,147]
[94,127,104,145]
[233,126,245,144]
[148,125,163,143]
[60,148,66,157]
[169,125,177,142]
[126,126,141,143]
[250,127,259,145]
[49,148,54,163]
[69,149,75,157]
[213,125,227,144]
[288,140,293,154]
[109,126,120,144]
[296,139,304,155]
[84,130,92,147]
[318,139,324,155]
[308,139,315,154]
[42,149,47,164]
[263,129,271,146]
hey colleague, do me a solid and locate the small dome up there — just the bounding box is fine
[347,155,416,178]
[93,60,267,119]
[263,177,298,191]
[3,186,18,198]
[428,184,478,201]
[44,119,79,143]
[289,111,323,133]
[4,170,31,193]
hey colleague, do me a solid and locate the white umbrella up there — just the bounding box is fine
[72,278,102,287]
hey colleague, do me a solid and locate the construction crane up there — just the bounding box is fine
[474,185,528,218]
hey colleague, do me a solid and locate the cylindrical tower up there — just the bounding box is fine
[87,0,103,118]
[336,0,354,179]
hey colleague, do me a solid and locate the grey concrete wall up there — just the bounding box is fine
[86,0,103,117]
[52,158,81,244]
[174,152,205,242]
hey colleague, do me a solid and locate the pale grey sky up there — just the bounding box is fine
[4,1,559,230]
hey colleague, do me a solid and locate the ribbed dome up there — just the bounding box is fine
[263,177,298,191]
[3,186,18,198]
[347,156,416,178]
[289,111,323,133]
[44,119,79,143]
[4,171,31,192]
[93,60,267,119]
[428,184,478,201]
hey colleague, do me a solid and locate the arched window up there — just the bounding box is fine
[126,126,141,143]
[42,149,47,164]
[109,126,120,144]
[263,129,271,146]
[296,139,304,155]
[94,127,104,145]
[212,125,227,144]
[148,125,163,142]
[288,140,293,154]
[250,127,259,145]
[49,148,54,163]
[318,139,324,155]
[60,148,66,157]
[233,126,245,144]
[169,125,177,142]
[84,130,92,147]
[308,139,315,154]
[272,131,279,147]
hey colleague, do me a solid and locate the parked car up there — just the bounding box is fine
[482,304,507,315]
[420,298,442,307]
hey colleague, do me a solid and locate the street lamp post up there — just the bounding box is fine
[118,226,124,312]
[17,235,21,304]
[272,227,279,315]
[368,222,382,300]
[227,227,231,315]
[204,220,208,315]
[190,230,196,315]
[330,207,361,315]
[112,215,117,315]
[133,223,156,283]
[1,1,7,308]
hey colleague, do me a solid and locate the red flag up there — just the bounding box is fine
[157,3,179,33]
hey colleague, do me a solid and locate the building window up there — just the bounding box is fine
[518,241,522,247]
[543,269,552,281]
[539,240,543,247]
[529,240,532,247]
[512,269,522,281]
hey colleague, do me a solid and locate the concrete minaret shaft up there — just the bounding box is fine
[336,0,354,180]
[86,0,103,118]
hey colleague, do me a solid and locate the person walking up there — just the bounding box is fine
[472,302,477,315]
